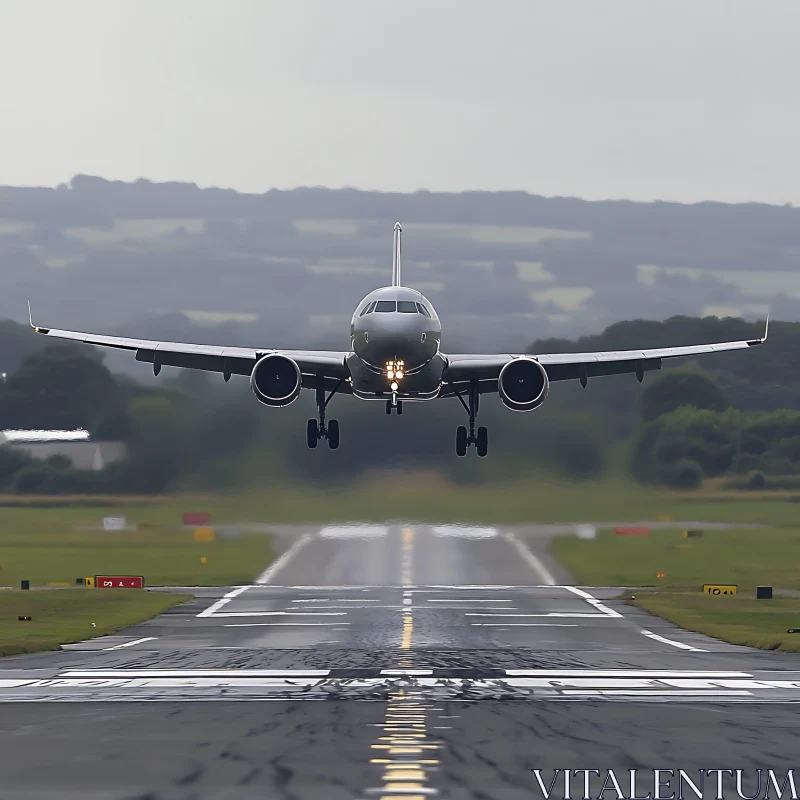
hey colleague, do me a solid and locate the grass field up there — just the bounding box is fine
[3,474,800,527]
[0,516,276,587]
[551,526,800,590]
[628,591,800,652]
[0,588,192,657]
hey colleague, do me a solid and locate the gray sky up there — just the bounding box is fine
[1,0,799,204]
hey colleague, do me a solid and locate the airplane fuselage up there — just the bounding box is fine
[348,285,445,400]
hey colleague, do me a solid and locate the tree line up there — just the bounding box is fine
[0,314,795,493]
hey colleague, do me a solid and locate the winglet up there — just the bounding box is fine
[28,301,49,335]
[763,312,770,343]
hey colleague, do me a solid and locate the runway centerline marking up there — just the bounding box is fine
[102,637,158,651]
[401,527,414,587]
[504,532,557,585]
[254,533,314,584]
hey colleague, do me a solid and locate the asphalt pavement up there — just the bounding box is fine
[1,523,798,800]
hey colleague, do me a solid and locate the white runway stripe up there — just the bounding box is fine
[425,599,514,603]
[196,586,251,618]
[223,622,350,627]
[471,623,579,627]
[102,637,158,651]
[641,629,707,652]
[466,612,606,618]
[504,533,557,585]
[255,533,313,584]
[209,611,347,617]
[563,585,624,618]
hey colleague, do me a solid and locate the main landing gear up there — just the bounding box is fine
[307,382,342,450]
[453,380,488,457]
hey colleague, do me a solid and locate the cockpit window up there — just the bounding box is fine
[359,303,372,317]
[374,301,396,312]
[397,301,417,313]
[367,301,377,313]
[416,303,431,317]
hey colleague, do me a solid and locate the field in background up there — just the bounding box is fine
[628,592,800,653]
[0,514,276,587]
[552,526,800,590]
[3,473,800,525]
[0,589,192,657]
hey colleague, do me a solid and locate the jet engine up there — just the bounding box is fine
[250,354,302,407]
[498,357,550,412]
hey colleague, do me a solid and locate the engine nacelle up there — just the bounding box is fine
[498,357,550,412]
[250,354,302,407]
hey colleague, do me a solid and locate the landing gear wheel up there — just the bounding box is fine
[386,400,392,415]
[396,401,403,416]
[327,419,340,450]
[456,425,468,457]
[476,426,488,457]
[306,418,319,449]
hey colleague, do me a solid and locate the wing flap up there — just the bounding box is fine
[443,321,767,386]
[30,314,349,380]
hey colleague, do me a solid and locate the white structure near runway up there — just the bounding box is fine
[0,429,126,471]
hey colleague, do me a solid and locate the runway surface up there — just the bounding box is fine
[1,523,799,799]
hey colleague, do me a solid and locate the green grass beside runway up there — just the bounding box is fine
[0,517,277,587]
[0,588,193,657]
[4,474,800,526]
[551,526,800,590]
[627,591,800,652]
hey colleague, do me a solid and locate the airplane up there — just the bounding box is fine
[29,222,768,457]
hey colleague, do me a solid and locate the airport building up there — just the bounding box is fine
[0,429,126,471]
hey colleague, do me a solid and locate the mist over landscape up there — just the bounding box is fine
[1,175,797,375]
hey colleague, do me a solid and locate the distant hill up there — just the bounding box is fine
[2,176,798,362]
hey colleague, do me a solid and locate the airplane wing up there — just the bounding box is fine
[441,319,769,389]
[28,306,350,384]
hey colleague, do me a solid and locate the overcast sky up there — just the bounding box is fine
[1,0,798,204]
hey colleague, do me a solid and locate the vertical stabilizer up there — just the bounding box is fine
[392,222,402,287]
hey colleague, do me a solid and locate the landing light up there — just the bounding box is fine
[391,381,398,391]
[396,370,404,379]
[387,370,395,380]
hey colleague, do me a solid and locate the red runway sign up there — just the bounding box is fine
[614,527,650,536]
[183,512,210,525]
[95,575,144,589]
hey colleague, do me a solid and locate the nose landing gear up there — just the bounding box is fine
[307,381,342,450]
[453,380,488,457]
[385,396,403,415]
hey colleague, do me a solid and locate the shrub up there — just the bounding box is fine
[659,459,704,489]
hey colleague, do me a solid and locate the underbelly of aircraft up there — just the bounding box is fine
[346,352,445,400]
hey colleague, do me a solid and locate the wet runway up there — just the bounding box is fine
[1,524,799,799]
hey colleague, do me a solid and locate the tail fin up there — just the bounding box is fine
[392,222,402,287]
